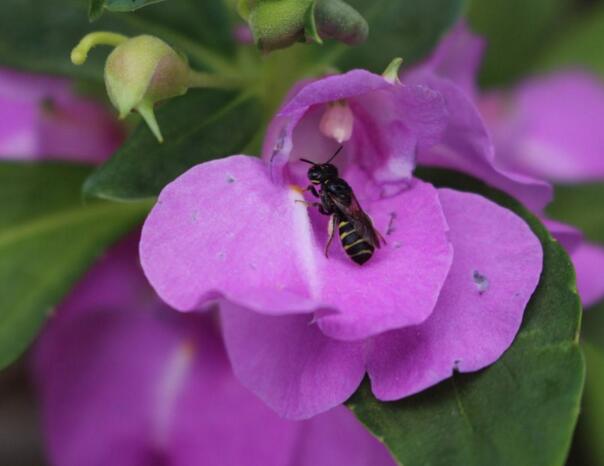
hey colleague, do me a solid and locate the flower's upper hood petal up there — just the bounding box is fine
[482,71,604,184]
[263,70,448,193]
[140,156,453,340]
[366,189,543,400]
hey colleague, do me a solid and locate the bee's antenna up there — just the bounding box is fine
[326,146,344,163]
[299,158,316,165]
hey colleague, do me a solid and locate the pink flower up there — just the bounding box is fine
[414,22,604,307]
[0,68,124,163]
[140,69,543,418]
[33,238,396,466]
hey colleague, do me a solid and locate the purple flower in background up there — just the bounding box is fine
[415,22,604,307]
[140,68,543,418]
[33,239,396,466]
[0,68,123,162]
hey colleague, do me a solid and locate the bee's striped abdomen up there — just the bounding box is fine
[338,219,374,265]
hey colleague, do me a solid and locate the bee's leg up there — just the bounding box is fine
[295,200,322,209]
[305,185,320,198]
[324,215,337,258]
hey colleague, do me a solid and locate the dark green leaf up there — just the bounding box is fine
[0,162,149,369]
[348,169,584,466]
[468,0,572,87]
[0,0,234,81]
[332,0,465,72]
[89,0,168,21]
[83,90,263,200]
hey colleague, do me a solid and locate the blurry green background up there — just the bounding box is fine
[1,0,604,464]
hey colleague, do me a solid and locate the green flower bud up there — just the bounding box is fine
[71,32,195,142]
[104,35,190,142]
[240,0,368,52]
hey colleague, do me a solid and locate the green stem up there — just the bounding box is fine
[71,31,129,65]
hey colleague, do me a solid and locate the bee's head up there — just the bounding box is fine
[300,146,344,184]
[304,162,339,184]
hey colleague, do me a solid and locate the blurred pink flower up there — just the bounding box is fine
[415,22,604,307]
[0,68,124,163]
[140,69,542,419]
[32,238,396,466]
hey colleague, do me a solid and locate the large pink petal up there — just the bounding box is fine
[572,241,604,308]
[141,157,453,339]
[220,301,366,420]
[140,155,321,315]
[367,189,543,400]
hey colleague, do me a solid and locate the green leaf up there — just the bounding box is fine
[347,169,584,466]
[537,5,604,79]
[0,0,234,81]
[468,0,573,87]
[83,90,263,200]
[89,0,168,21]
[0,162,149,369]
[332,0,466,72]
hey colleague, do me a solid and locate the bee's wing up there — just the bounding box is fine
[330,191,382,248]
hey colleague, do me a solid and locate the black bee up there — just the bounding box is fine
[300,147,384,265]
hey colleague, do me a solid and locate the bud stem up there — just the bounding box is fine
[71,31,129,65]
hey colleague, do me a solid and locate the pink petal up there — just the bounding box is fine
[485,71,604,183]
[140,155,321,315]
[263,70,447,192]
[422,21,486,96]
[409,69,553,212]
[220,301,366,420]
[141,157,454,339]
[541,218,583,255]
[0,68,123,163]
[572,241,604,308]
[34,243,395,466]
[265,70,390,184]
[315,179,453,340]
[298,407,396,466]
[366,189,543,400]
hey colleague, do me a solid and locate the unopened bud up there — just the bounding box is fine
[239,0,368,52]
[319,101,354,143]
[71,32,192,142]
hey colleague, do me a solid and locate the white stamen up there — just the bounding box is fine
[319,101,354,144]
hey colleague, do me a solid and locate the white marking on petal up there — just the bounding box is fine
[289,188,322,299]
[152,340,195,448]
